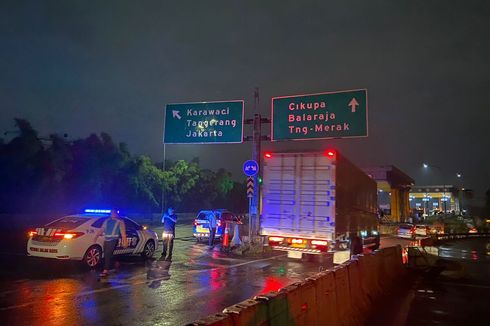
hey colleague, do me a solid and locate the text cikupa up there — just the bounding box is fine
[286,100,350,136]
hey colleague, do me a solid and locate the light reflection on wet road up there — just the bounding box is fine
[3,226,484,325]
[0,225,329,325]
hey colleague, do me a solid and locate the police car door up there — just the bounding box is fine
[114,218,140,255]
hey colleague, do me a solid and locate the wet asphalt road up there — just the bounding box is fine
[0,224,337,326]
[1,224,470,326]
[405,238,490,326]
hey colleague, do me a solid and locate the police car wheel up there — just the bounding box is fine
[141,240,155,258]
[84,245,102,268]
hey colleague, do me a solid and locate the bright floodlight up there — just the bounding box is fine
[423,163,429,168]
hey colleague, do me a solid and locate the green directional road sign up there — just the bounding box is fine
[164,100,244,144]
[271,89,368,141]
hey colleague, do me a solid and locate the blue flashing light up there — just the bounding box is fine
[329,222,335,226]
[84,209,111,214]
[326,190,330,196]
[326,201,330,207]
[326,216,330,222]
[330,196,335,201]
[330,185,335,190]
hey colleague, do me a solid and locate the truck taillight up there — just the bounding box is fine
[311,240,328,246]
[324,149,336,158]
[269,236,283,242]
[264,152,272,158]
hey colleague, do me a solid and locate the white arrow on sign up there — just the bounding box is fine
[348,98,359,113]
[172,110,181,119]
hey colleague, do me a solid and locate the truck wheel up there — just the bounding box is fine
[83,245,102,268]
[141,240,156,258]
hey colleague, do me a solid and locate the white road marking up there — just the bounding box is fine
[0,254,288,311]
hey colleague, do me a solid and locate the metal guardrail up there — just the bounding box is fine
[433,232,490,241]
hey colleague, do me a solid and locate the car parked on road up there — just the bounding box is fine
[414,224,431,237]
[397,223,416,239]
[27,209,159,267]
[193,209,240,242]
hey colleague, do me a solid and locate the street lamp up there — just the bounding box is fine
[456,173,462,178]
[422,163,447,214]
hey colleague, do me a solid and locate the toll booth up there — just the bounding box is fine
[409,185,460,216]
[362,166,414,222]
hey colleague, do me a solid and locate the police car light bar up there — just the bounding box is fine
[84,209,111,214]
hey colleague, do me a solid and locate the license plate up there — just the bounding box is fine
[288,251,303,259]
[291,244,307,249]
[196,226,209,233]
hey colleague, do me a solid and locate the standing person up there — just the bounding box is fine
[350,232,363,256]
[208,210,217,248]
[97,208,128,277]
[161,206,177,261]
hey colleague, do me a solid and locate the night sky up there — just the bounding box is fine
[1,1,489,202]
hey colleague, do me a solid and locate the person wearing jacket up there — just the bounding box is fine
[161,206,177,261]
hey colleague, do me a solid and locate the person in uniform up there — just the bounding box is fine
[207,210,217,248]
[161,206,177,261]
[97,208,127,277]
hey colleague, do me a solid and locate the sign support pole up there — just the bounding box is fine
[161,143,167,214]
[251,113,261,239]
[248,197,252,243]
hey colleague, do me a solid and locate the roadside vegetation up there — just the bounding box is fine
[0,119,247,214]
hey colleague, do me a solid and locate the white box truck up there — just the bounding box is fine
[260,150,379,259]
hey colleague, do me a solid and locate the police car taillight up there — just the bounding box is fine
[193,220,198,226]
[54,232,84,239]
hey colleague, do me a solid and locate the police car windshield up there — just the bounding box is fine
[197,212,208,220]
[45,216,90,228]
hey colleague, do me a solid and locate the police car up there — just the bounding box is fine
[27,209,159,267]
[193,209,241,242]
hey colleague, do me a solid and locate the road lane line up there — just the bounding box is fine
[0,253,288,311]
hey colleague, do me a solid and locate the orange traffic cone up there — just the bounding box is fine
[222,222,230,248]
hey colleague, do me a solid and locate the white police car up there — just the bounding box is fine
[27,209,158,267]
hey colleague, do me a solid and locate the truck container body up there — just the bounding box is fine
[260,150,378,255]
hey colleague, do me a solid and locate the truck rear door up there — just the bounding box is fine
[261,153,336,240]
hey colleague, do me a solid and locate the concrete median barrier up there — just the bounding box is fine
[355,253,381,301]
[279,280,317,326]
[222,298,268,326]
[345,259,369,323]
[254,291,290,326]
[333,265,352,325]
[185,313,234,326]
[306,271,338,326]
[191,246,407,326]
